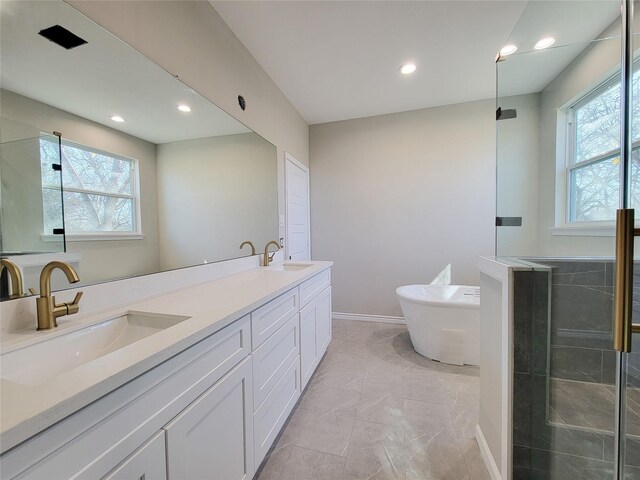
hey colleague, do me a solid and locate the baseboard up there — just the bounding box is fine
[475,424,501,480]
[332,312,405,324]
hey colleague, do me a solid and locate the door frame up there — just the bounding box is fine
[284,152,311,260]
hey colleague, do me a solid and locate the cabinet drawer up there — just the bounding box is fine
[253,355,300,468]
[251,289,298,348]
[253,314,299,411]
[299,269,331,307]
[103,431,166,480]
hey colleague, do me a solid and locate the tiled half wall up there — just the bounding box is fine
[512,259,640,479]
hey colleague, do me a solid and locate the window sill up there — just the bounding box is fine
[550,225,615,237]
[41,233,145,242]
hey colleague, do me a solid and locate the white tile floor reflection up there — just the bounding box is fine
[256,319,490,480]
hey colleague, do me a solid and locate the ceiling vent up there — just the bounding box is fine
[38,25,87,50]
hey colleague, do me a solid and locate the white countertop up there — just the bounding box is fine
[0,261,332,454]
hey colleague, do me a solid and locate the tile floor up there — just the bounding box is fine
[256,319,489,480]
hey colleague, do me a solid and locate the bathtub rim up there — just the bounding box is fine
[396,284,480,310]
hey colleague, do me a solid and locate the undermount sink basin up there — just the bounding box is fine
[1,311,190,387]
[268,263,313,272]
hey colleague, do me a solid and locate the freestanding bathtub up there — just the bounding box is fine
[396,284,480,366]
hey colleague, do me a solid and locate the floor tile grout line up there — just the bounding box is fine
[338,411,358,480]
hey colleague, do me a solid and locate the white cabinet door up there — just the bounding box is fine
[300,300,318,389]
[315,287,332,355]
[164,357,254,480]
[103,431,167,480]
[300,286,332,388]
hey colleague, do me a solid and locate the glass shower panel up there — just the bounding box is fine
[0,129,65,299]
[496,1,625,476]
[497,37,622,259]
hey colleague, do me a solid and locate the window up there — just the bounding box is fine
[40,137,141,239]
[564,67,640,225]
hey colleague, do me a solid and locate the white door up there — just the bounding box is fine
[285,153,310,260]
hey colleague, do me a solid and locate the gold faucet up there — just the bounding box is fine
[239,240,256,256]
[0,258,24,298]
[36,261,83,330]
[263,240,281,266]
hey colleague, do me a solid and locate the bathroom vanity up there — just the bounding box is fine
[0,261,332,480]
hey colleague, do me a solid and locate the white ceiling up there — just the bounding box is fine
[1,1,622,137]
[212,0,621,125]
[498,0,621,98]
[1,0,250,145]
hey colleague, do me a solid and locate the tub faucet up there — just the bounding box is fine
[239,240,256,256]
[263,240,281,266]
[0,258,24,298]
[36,261,83,330]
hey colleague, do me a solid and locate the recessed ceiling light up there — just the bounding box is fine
[178,104,191,112]
[399,63,416,75]
[534,37,555,50]
[500,44,518,56]
[110,115,124,123]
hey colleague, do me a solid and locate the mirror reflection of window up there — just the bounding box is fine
[40,137,140,237]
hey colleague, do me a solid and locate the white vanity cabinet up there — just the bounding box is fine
[1,265,332,480]
[249,269,332,469]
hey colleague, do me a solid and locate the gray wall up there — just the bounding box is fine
[310,99,495,316]
[156,133,278,270]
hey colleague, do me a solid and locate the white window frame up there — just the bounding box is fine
[41,137,144,242]
[552,71,627,237]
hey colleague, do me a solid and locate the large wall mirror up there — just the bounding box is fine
[0,0,278,301]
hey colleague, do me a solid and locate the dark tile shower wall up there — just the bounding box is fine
[546,261,615,385]
[542,260,640,387]
[511,261,640,479]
